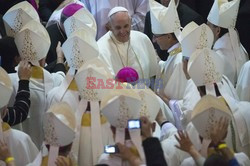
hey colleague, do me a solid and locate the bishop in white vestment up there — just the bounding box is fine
[207,0,249,86]
[8,21,65,147]
[149,0,187,100]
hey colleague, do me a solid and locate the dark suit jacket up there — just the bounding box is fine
[180,0,214,21]
[46,23,66,64]
[0,0,25,15]
[144,2,204,60]
[195,0,214,21]
[38,0,64,22]
[143,137,168,166]
[0,15,6,37]
[0,36,19,73]
[236,0,250,57]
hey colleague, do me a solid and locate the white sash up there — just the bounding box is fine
[228,28,243,77]
[90,101,103,164]
[48,145,59,166]
[71,99,87,160]
[205,84,216,96]
[129,129,145,163]
[54,73,74,101]
[113,128,125,165]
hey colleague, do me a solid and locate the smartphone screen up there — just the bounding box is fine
[104,145,117,154]
[128,119,140,129]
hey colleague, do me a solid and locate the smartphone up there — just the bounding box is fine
[104,145,119,154]
[128,119,141,129]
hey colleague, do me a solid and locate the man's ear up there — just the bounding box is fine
[215,27,221,38]
[151,122,156,133]
[105,22,111,31]
[39,58,46,67]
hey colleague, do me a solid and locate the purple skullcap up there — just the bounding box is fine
[116,67,139,83]
[62,3,83,17]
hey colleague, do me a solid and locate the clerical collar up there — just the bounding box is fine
[168,43,180,53]
[109,31,130,45]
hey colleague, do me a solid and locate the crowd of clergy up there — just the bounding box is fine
[0,0,250,165]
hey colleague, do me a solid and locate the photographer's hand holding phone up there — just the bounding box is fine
[140,116,153,141]
[104,118,146,165]
[115,143,141,166]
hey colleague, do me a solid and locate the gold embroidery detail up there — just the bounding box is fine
[138,91,150,118]
[44,115,60,146]
[204,108,216,138]
[117,96,130,128]
[197,25,208,49]
[21,30,38,62]
[81,68,99,101]
[11,9,23,36]
[203,49,221,84]
[169,47,182,56]
[70,38,86,69]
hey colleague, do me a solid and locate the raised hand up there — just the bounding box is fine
[210,117,229,146]
[55,156,73,166]
[18,61,32,80]
[56,41,64,64]
[175,130,194,153]
[114,143,141,166]
[0,140,12,161]
[140,116,153,141]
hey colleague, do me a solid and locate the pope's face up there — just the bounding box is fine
[110,12,131,43]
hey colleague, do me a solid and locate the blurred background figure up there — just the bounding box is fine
[0,37,20,73]
[81,0,149,40]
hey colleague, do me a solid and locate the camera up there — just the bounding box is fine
[128,119,141,129]
[104,145,119,154]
